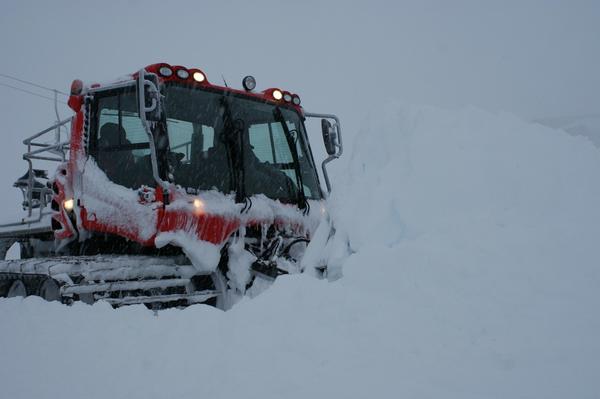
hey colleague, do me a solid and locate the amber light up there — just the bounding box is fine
[272,89,283,100]
[193,198,204,214]
[70,80,83,95]
[193,71,206,83]
[63,198,74,211]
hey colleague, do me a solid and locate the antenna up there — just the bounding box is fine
[221,75,228,88]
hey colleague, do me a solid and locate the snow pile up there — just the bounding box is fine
[333,104,600,254]
[2,104,600,398]
[537,114,600,148]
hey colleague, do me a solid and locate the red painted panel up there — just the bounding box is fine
[158,209,240,245]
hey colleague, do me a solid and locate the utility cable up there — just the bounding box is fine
[0,72,68,96]
[0,82,68,105]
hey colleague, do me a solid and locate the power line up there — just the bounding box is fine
[0,82,68,105]
[0,72,68,96]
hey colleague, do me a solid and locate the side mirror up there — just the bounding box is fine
[137,70,163,122]
[321,119,337,155]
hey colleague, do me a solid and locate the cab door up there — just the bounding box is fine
[79,85,159,245]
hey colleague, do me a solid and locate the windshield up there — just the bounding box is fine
[163,84,322,202]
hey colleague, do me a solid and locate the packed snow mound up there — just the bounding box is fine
[333,104,600,253]
[537,114,600,148]
[2,104,600,399]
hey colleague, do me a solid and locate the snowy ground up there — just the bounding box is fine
[2,104,600,398]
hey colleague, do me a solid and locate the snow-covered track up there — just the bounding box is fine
[0,255,220,308]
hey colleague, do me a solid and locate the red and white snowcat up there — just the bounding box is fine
[0,63,342,309]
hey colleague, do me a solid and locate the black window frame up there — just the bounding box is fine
[89,85,151,158]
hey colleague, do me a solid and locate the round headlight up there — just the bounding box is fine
[283,92,292,102]
[292,95,301,105]
[158,66,173,77]
[176,69,190,79]
[242,75,256,91]
[193,71,206,83]
[193,198,204,214]
[63,198,74,211]
[272,89,283,100]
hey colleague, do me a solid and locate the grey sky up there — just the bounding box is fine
[1,0,598,118]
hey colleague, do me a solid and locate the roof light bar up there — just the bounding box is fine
[158,66,173,77]
[272,89,283,100]
[176,69,190,79]
[193,71,206,83]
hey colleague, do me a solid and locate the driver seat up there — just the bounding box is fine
[96,123,136,187]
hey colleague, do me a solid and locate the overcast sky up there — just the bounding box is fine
[0,0,598,211]
[1,0,598,117]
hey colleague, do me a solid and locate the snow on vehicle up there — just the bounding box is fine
[0,63,343,309]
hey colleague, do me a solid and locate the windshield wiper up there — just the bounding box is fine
[273,107,308,210]
[219,96,245,203]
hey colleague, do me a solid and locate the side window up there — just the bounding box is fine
[98,110,148,157]
[94,89,154,189]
